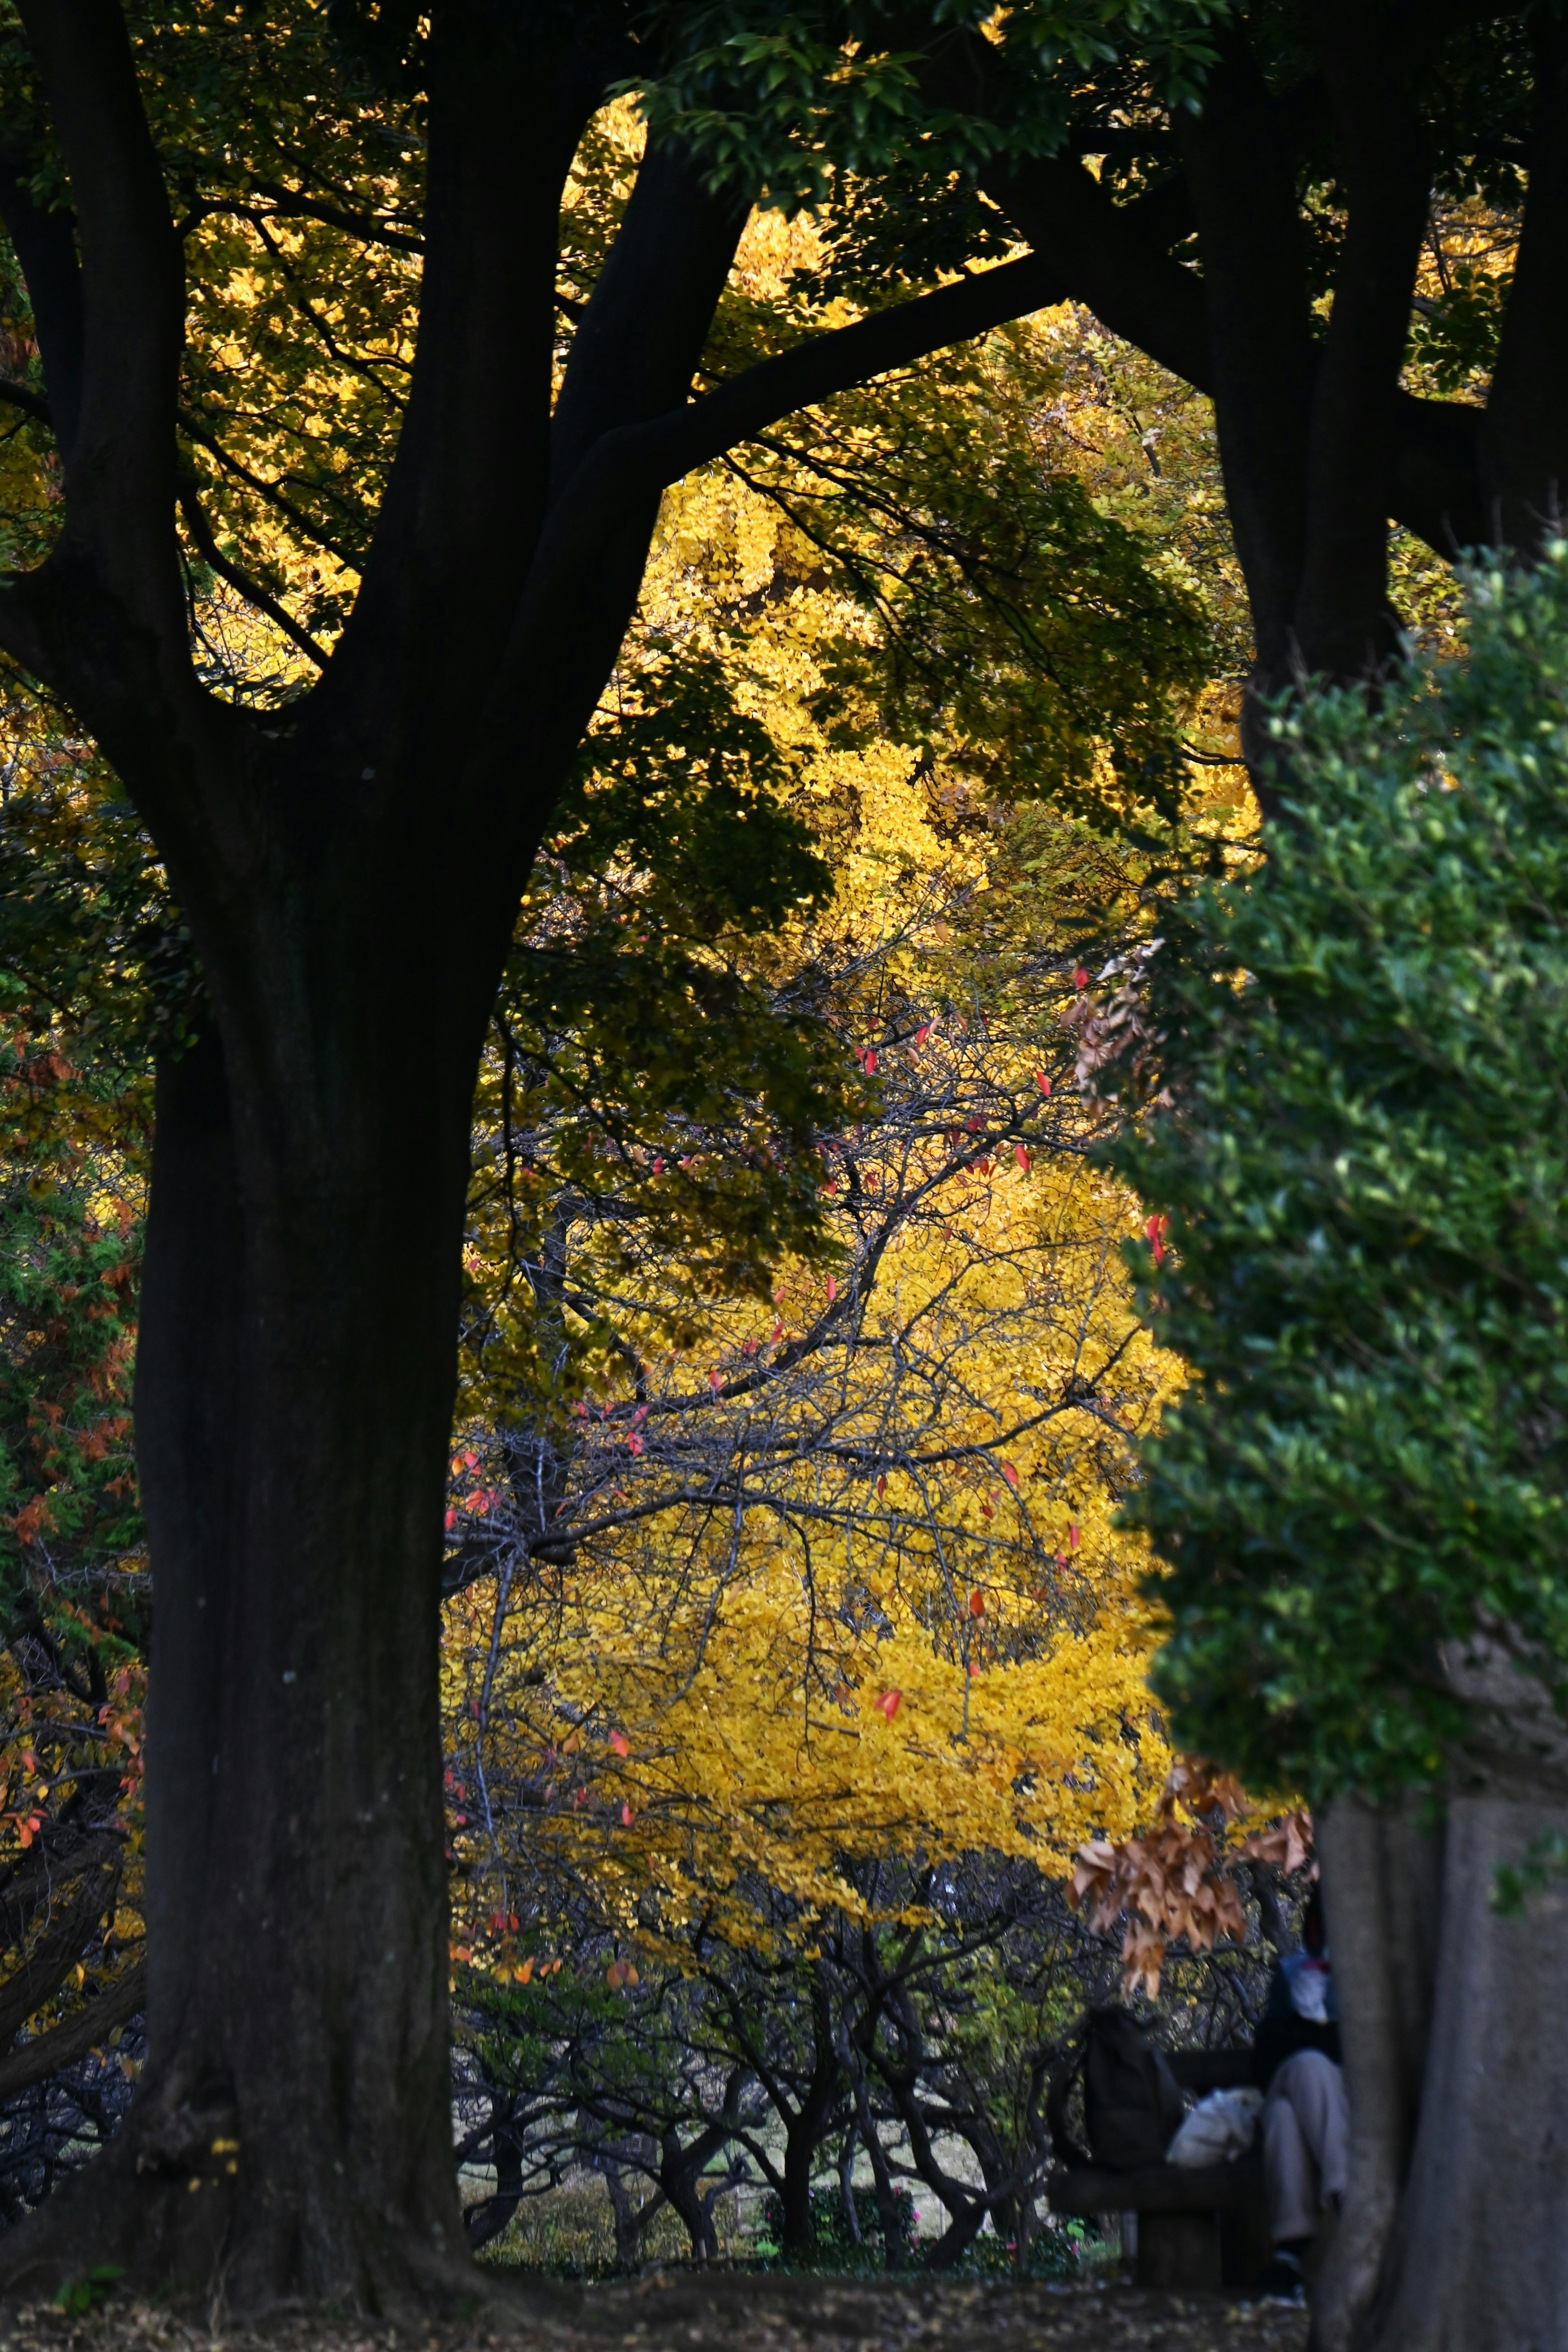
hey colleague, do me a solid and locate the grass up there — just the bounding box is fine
[473,2174,1120,2285]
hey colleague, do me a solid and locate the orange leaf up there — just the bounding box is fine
[608,1730,630,1757]
[968,1589,985,1618]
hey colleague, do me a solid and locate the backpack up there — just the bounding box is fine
[1048,2006,1187,2172]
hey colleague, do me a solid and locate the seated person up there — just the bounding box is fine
[1254,1888,1349,2302]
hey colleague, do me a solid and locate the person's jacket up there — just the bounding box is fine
[1254,1951,1343,2090]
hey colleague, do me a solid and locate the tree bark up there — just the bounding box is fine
[1312,1796,1443,2352]
[0,907,487,2308]
[1317,1790,1568,2352]
[1367,1794,1568,2352]
[135,1031,243,2058]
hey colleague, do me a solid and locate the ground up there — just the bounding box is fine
[0,2276,1311,2352]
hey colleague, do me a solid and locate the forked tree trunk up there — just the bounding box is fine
[0,904,492,2310]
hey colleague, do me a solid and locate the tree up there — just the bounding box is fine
[1107,548,1568,2352]
[0,0,1552,2311]
[0,5,1139,2304]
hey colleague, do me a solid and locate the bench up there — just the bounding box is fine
[1045,2049,1272,2293]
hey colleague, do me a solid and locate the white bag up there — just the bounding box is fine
[1165,2086,1264,2167]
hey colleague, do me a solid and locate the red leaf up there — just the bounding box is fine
[825,1275,837,1302]
[1074,966,1089,990]
[874,1690,902,1722]
[1036,1071,1051,1095]
[1067,1522,1080,1549]
[1002,1462,1019,1489]
[1014,1146,1030,1172]
[969,1589,985,1618]
[876,1475,887,1498]
[620,1802,634,1827]
[608,1729,630,1757]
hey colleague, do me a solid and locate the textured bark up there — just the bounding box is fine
[1311,1797,1443,2352]
[135,1032,242,2059]
[1314,1622,1568,2352]
[0,955,484,2310]
[1365,1795,1568,2352]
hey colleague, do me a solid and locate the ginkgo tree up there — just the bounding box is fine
[436,800,1185,2267]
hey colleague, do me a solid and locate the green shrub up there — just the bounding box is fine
[1112,546,1568,1802]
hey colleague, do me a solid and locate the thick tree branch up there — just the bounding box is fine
[0,377,52,429]
[984,157,1211,392]
[1477,11,1568,548]
[0,1862,120,2047]
[1296,0,1432,673]
[516,252,1066,667]
[1175,29,1315,677]
[0,1958,145,2102]
[330,35,594,736]
[0,153,85,457]
[14,0,184,638]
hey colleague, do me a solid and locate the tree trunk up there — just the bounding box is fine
[1366,1793,1568,2351]
[135,1031,243,2060]
[0,917,487,2311]
[1316,1633,1568,2352]
[1312,1795,1443,2352]
[463,2098,525,2252]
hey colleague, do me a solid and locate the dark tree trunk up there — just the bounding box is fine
[135,1031,243,2058]
[0,852,489,2306]
[775,1976,843,2254]
[1312,1797,1443,2352]
[658,2128,721,2262]
[463,2102,525,2252]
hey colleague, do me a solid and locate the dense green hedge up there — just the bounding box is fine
[1113,548,1568,1804]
